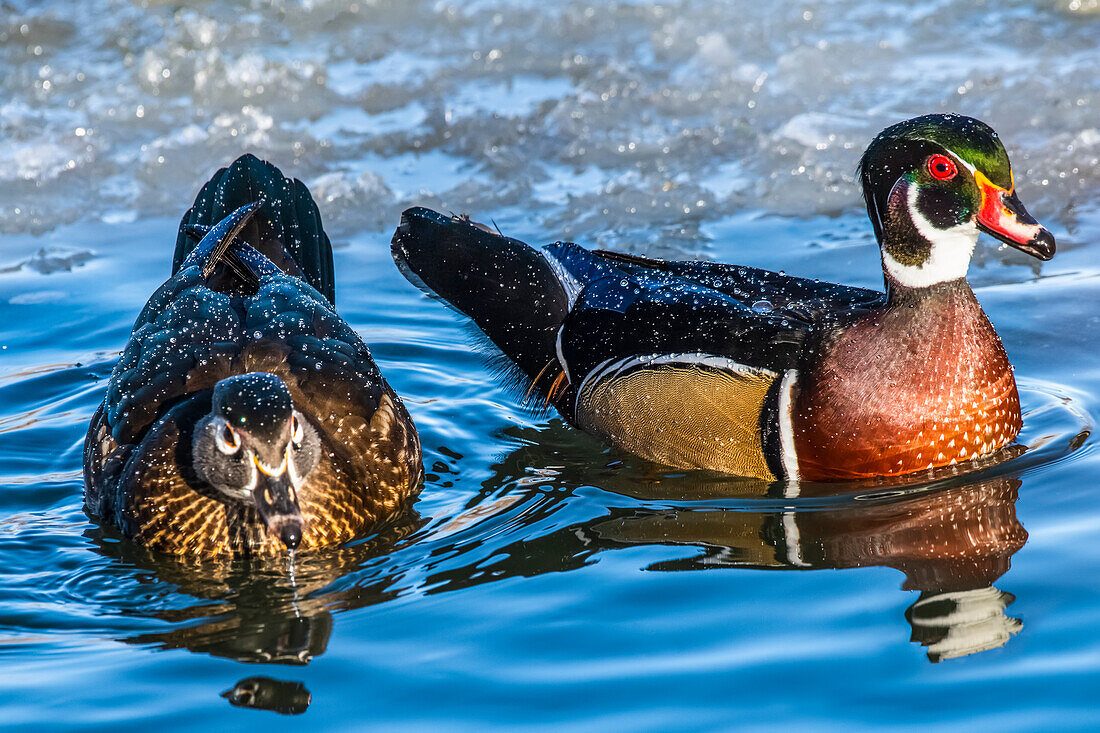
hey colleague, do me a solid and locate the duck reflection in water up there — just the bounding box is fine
[428,425,1030,663]
[86,427,1033,685]
[597,476,1026,662]
[86,509,421,712]
[222,677,311,715]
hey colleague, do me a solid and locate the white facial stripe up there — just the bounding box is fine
[777,369,799,483]
[213,417,241,454]
[868,191,885,238]
[942,146,977,175]
[882,179,977,288]
[876,146,975,236]
[243,453,259,495]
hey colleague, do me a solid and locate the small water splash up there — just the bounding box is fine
[287,548,301,620]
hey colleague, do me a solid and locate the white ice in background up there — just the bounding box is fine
[0,246,95,275]
[0,0,1096,249]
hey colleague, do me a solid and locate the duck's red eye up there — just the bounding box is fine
[927,154,957,181]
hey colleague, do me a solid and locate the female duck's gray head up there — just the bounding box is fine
[858,113,1055,289]
[192,372,320,549]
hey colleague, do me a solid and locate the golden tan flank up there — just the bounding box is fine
[578,364,777,480]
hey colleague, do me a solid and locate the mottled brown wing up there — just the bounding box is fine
[104,264,247,446]
[83,402,130,521]
[280,331,422,514]
[114,397,240,556]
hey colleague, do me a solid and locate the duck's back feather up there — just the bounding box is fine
[392,207,886,412]
[591,249,885,325]
[555,244,813,379]
[392,207,571,386]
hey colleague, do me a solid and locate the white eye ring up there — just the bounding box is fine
[215,421,241,455]
[291,414,304,447]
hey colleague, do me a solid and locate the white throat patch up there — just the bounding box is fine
[881,179,978,288]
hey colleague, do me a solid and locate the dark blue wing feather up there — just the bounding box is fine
[554,247,811,379]
[592,250,884,324]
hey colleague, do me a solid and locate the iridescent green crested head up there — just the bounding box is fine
[856,113,1054,290]
[861,113,1013,191]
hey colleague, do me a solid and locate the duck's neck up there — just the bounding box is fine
[846,277,999,381]
[876,175,978,290]
[884,275,972,309]
[880,234,978,293]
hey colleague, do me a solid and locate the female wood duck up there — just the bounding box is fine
[392,114,1054,482]
[84,154,421,556]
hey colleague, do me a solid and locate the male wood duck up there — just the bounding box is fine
[84,155,421,556]
[392,114,1054,482]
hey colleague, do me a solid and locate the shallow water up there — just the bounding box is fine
[2,0,1100,729]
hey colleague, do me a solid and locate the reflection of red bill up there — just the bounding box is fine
[974,170,1055,260]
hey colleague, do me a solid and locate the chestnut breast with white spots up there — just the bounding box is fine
[792,281,1021,480]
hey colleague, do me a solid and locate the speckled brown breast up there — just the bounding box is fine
[793,281,1021,480]
[119,390,420,557]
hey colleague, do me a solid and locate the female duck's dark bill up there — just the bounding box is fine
[252,458,304,549]
[974,171,1055,260]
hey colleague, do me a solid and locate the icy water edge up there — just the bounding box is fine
[2,0,1100,730]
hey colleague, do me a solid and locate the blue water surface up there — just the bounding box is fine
[1,0,1099,730]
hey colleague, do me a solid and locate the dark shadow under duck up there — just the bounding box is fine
[392,114,1055,482]
[84,154,422,557]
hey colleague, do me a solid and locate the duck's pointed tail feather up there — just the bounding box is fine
[392,207,570,386]
[178,199,266,285]
[172,154,336,304]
